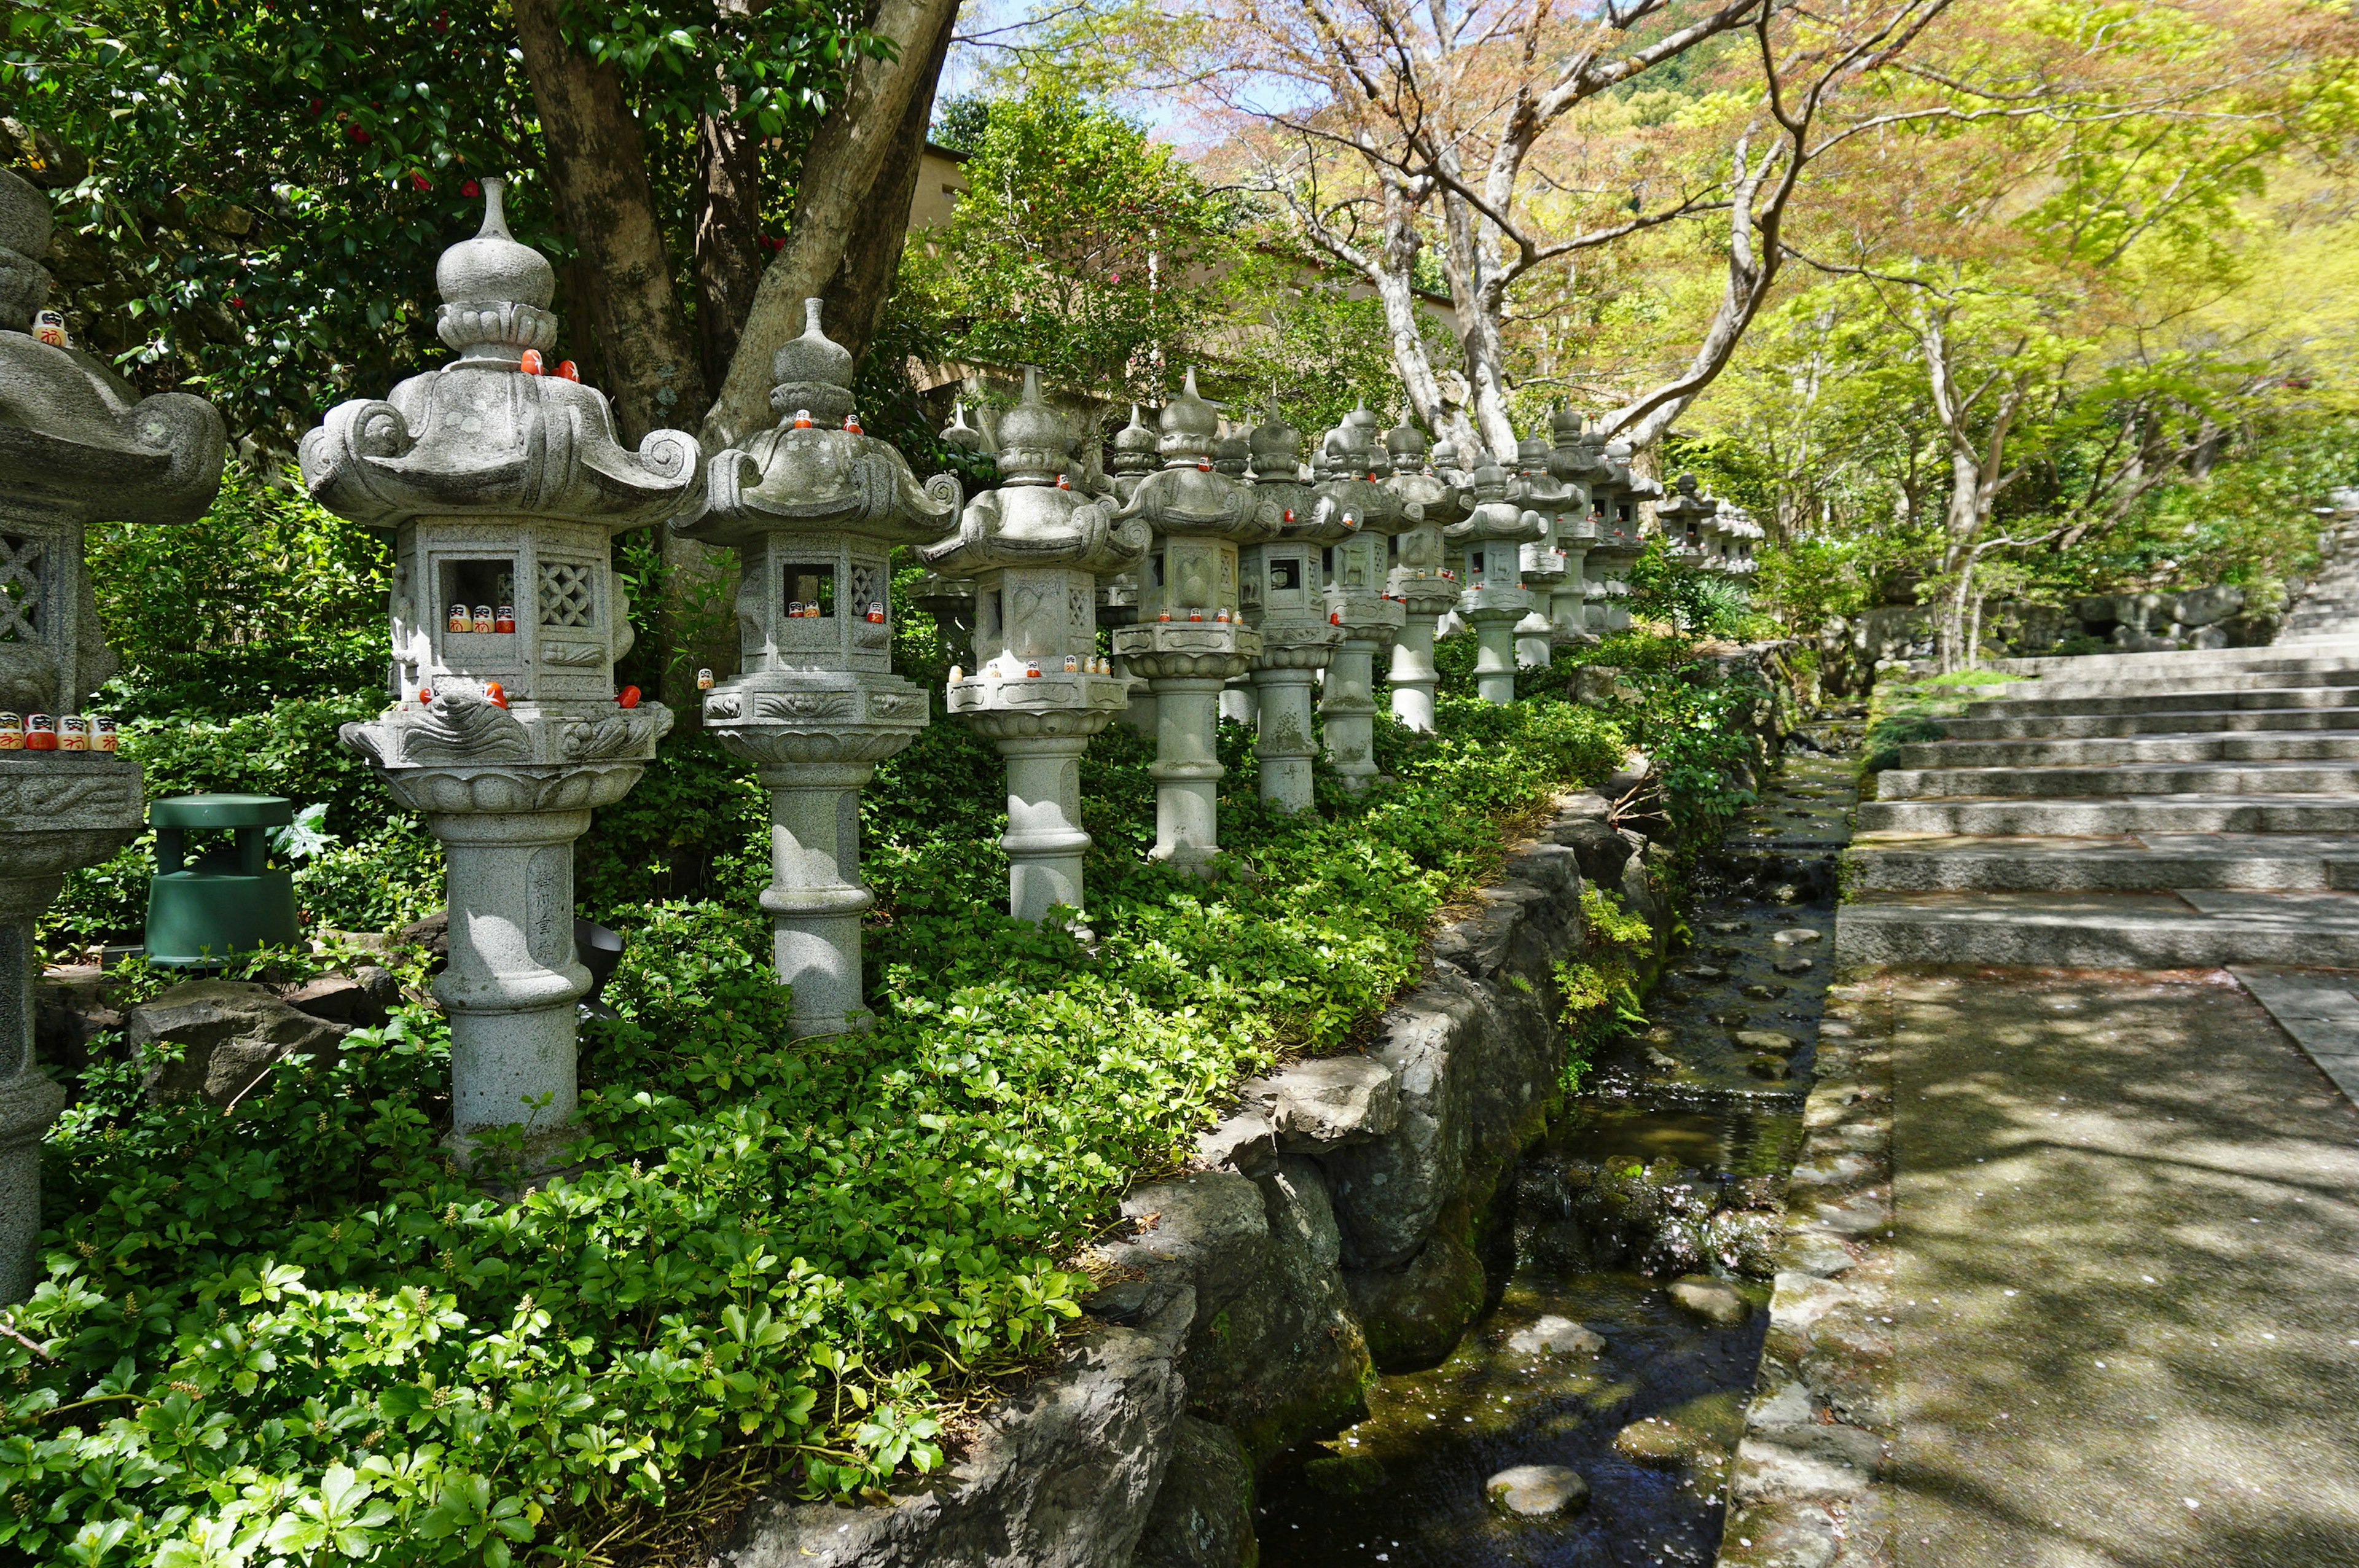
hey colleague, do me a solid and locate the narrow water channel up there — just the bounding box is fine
[1255,738,1858,1568]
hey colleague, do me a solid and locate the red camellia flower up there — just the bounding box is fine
[308,97,323,115]
[226,295,246,310]
[461,178,480,198]
[349,126,372,144]
[410,172,431,191]
[434,8,449,32]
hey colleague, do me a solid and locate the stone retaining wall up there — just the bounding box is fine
[714,790,1673,1568]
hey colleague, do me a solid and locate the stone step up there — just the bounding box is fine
[1843,833,2359,892]
[1964,686,2359,720]
[1853,793,2359,836]
[1985,639,2359,678]
[1936,706,2359,741]
[1835,889,2359,967]
[1890,730,2359,770]
[1875,759,2359,801]
[1970,668,2359,707]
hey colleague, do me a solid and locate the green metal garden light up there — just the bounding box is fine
[144,794,300,966]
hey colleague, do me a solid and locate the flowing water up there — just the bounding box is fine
[1255,740,1858,1568]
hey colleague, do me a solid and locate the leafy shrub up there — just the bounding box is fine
[1554,887,1658,1089]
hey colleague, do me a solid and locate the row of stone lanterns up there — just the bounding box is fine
[5,180,1723,1281]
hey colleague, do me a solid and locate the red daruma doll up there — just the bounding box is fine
[23,714,57,751]
[495,604,516,633]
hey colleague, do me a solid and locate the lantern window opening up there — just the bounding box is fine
[0,533,40,642]
[1321,546,1335,578]
[1270,557,1302,593]
[1148,552,1167,588]
[782,562,838,618]
[440,557,520,636]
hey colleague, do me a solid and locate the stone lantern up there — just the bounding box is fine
[1512,429,1570,671]
[1659,472,1715,566]
[1722,504,1763,572]
[1380,418,1469,731]
[306,180,699,1165]
[1110,372,1267,871]
[1312,412,1409,787]
[1582,434,1648,634]
[676,299,961,1037]
[1546,408,1601,641]
[1237,408,1343,809]
[0,170,224,1300]
[1446,454,1544,704]
[925,369,1145,921]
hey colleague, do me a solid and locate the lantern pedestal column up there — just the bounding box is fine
[0,756,143,1300]
[966,712,1113,924]
[1388,585,1458,731]
[1552,544,1592,644]
[755,764,875,1036]
[1117,625,1261,872]
[347,723,671,1170]
[1324,606,1405,791]
[1465,598,1529,706]
[1251,630,1339,811]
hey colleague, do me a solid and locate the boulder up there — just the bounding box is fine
[1505,1314,1604,1357]
[1241,1056,1401,1151]
[2173,584,2245,628]
[1669,1274,1751,1326]
[131,980,349,1107]
[1733,1030,1802,1056]
[281,966,398,1029]
[1132,1417,1255,1568]
[1485,1465,1589,1518]
[34,965,120,1078]
[1613,1417,1724,1469]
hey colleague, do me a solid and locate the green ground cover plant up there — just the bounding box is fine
[9,688,1628,1567]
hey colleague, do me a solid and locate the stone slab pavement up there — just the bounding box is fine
[1884,967,2359,1567]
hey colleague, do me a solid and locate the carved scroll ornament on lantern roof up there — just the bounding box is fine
[1112,369,1278,544]
[0,171,224,527]
[297,178,700,531]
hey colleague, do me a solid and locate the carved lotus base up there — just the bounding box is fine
[1250,620,1341,673]
[1111,620,1263,684]
[950,669,1133,724]
[1462,590,1537,622]
[1329,592,1406,644]
[706,671,927,769]
[961,706,1121,743]
[340,692,674,771]
[364,760,651,816]
[0,753,144,883]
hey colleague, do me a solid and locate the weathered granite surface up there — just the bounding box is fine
[713,789,1671,1568]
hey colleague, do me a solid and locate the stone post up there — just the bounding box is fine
[1312,407,1409,787]
[0,171,225,1296]
[305,180,698,1166]
[1237,408,1342,810]
[1512,429,1570,670]
[679,299,961,1036]
[1111,371,1268,871]
[924,369,1146,922]
[1213,426,1261,727]
[1660,472,1716,569]
[1579,426,1647,634]
[1446,456,1545,704]
[1381,419,1472,732]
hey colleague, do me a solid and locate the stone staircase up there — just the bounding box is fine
[1839,639,2359,967]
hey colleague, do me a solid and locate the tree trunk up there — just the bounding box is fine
[694,0,769,390]
[698,0,963,452]
[512,0,709,446]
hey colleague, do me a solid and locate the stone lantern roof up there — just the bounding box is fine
[1116,369,1270,547]
[1447,456,1543,548]
[924,368,1149,577]
[681,298,960,550]
[1250,404,1347,547]
[301,179,700,531]
[0,170,225,532]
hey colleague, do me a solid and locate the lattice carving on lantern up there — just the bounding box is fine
[0,536,39,642]
[538,561,597,628]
